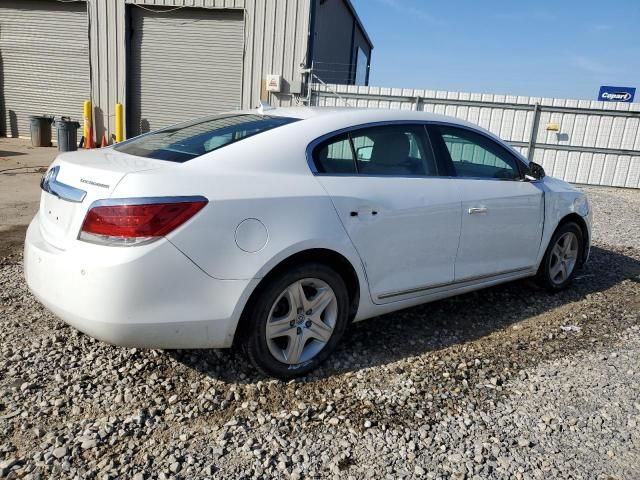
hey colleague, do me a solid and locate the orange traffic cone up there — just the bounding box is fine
[100,133,108,148]
[86,126,96,149]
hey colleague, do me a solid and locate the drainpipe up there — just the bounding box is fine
[304,0,318,102]
[527,102,541,161]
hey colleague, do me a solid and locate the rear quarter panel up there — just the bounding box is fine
[109,132,365,283]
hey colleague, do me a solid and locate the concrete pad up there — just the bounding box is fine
[0,137,58,256]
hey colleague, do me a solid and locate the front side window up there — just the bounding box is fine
[114,114,298,162]
[432,125,521,180]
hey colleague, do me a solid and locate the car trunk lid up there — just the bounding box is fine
[38,148,169,250]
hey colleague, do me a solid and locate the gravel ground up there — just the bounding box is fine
[1,185,639,479]
[577,185,640,248]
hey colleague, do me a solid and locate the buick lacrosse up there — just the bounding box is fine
[25,107,591,378]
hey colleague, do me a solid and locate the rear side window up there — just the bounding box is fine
[351,125,437,176]
[313,134,357,174]
[311,124,437,176]
[114,114,298,162]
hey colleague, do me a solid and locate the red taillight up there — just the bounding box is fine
[79,198,207,245]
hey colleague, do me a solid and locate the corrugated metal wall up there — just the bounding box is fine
[0,0,90,137]
[89,0,126,144]
[242,0,311,109]
[87,0,310,140]
[312,84,640,188]
[127,7,244,134]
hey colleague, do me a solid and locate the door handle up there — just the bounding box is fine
[350,208,379,217]
[468,207,488,215]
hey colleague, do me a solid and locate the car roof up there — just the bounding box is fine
[260,106,530,165]
[242,105,481,130]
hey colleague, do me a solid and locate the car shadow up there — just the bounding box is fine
[0,150,27,158]
[169,245,640,384]
[0,225,29,259]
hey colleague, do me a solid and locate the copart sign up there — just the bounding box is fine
[598,86,636,103]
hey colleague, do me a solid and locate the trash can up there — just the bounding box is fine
[29,115,54,147]
[56,117,81,152]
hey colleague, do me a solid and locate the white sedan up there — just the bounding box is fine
[24,107,591,378]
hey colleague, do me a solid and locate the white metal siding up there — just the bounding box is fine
[127,7,244,135]
[127,0,244,6]
[0,0,89,137]
[313,84,640,188]
[86,0,310,140]
[242,0,311,108]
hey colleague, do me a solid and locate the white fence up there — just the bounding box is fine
[311,84,640,189]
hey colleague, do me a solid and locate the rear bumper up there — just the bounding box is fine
[24,216,256,349]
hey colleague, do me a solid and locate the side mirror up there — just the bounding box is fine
[526,161,545,180]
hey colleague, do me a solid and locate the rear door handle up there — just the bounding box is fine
[350,208,379,217]
[468,207,488,215]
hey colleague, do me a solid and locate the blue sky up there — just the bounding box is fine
[351,0,640,100]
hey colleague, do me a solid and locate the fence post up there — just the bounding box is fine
[306,61,314,106]
[527,102,541,161]
[413,96,422,111]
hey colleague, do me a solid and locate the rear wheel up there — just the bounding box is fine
[243,263,349,379]
[536,222,583,291]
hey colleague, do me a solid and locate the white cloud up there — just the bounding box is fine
[374,0,446,26]
[567,54,618,75]
[591,24,613,31]
[492,10,557,22]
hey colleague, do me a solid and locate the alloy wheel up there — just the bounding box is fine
[265,278,338,365]
[548,231,579,285]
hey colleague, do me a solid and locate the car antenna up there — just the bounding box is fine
[257,101,275,114]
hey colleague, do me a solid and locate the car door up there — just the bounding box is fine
[310,123,462,303]
[427,124,544,281]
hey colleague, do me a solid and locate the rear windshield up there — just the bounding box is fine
[114,114,299,162]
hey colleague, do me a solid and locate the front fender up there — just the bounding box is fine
[535,177,592,267]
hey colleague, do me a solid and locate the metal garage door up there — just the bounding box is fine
[0,0,89,137]
[128,7,244,136]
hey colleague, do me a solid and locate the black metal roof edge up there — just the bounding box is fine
[343,0,374,49]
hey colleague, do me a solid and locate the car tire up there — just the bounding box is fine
[242,263,349,379]
[536,222,583,292]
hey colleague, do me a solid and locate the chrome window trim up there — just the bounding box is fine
[305,119,530,180]
[40,166,87,203]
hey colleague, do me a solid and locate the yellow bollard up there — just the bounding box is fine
[83,100,93,149]
[115,103,124,143]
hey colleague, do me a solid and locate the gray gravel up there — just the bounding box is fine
[577,185,640,248]
[1,185,639,479]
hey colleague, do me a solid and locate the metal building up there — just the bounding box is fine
[0,0,373,140]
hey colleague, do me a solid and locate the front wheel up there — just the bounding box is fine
[536,222,583,291]
[242,263,349,379]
